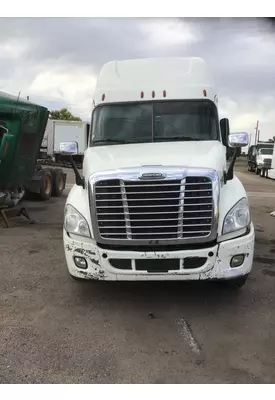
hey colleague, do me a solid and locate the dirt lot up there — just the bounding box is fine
[1,160,275,384]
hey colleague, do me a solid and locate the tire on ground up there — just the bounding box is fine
[50,168,65,197]
[38,169,53,200]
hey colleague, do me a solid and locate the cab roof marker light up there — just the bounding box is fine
[141,91,144,98]
[163,90,166,98]
[101,93,105,101]
[152,91,155,98]
[203,89,207,97]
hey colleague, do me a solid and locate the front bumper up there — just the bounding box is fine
[63,225,254,281]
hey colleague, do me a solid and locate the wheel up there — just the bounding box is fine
[260,168,265,177]
[265,169,269,179]
[256,167,260,175]
[220,274,248,289]
[50,168,65,197]
[38,169,53,200]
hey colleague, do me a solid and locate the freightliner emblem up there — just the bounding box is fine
[139,172,166,180]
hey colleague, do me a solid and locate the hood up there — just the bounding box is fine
[83,140,226,178]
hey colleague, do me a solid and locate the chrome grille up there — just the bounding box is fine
[264,158,271,167]
[94,175,214,243]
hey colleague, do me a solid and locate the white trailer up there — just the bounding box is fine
[42,119,90,162]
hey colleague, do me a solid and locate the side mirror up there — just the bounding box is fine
[228,132,249,148]
[220,118,229,146]
[59,141,84,188]
[60,141,78,155]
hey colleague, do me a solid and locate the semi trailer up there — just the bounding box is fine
[41,119,90,165]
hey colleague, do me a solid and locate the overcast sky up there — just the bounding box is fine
[0,17,275,141]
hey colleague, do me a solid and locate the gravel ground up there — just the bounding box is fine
[1,160,275,383]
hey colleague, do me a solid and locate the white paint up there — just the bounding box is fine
[43,119,89,156]
[83,141,226,179]
[176,319,200,355]
[63,225,254,281]
[53,120,88,155]
[93,57,215,106]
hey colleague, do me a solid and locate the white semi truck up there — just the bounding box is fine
[62,57,254,288]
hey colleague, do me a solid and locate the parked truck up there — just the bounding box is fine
[247,141,274,174]
[62,57,254,288]
[0,91,66,224]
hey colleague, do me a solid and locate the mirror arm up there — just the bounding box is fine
[69,155,85,188]
[226,148,238,182]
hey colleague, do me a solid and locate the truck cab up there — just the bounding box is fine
[62,57,254,288]
[247,142,274,174]
[256,147,273,174]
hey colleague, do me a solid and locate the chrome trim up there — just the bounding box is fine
[89,166,220,246]
[138,172,166,180]
[177,177,185,238]
[120,180,132,239]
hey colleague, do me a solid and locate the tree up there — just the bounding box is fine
[49,108,82,121]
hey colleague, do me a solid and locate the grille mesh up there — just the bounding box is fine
[95,176,213,242]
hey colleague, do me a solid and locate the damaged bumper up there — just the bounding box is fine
[63,224,254,281]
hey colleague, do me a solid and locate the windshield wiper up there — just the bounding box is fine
[154,136,198,142]
[92,139,130,144]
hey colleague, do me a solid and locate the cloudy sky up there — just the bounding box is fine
[1,17,275,141]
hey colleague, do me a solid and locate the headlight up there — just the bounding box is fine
[222,197,250,234]
[64,204,90,238]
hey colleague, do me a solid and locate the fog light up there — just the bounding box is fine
[74,256,87,269]
[230,254,245,268]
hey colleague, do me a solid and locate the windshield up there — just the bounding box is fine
[90,100,219,146]
[260,148,273,155]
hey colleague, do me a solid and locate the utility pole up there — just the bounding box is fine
[257,129,260,143]
[254,120,259,145]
